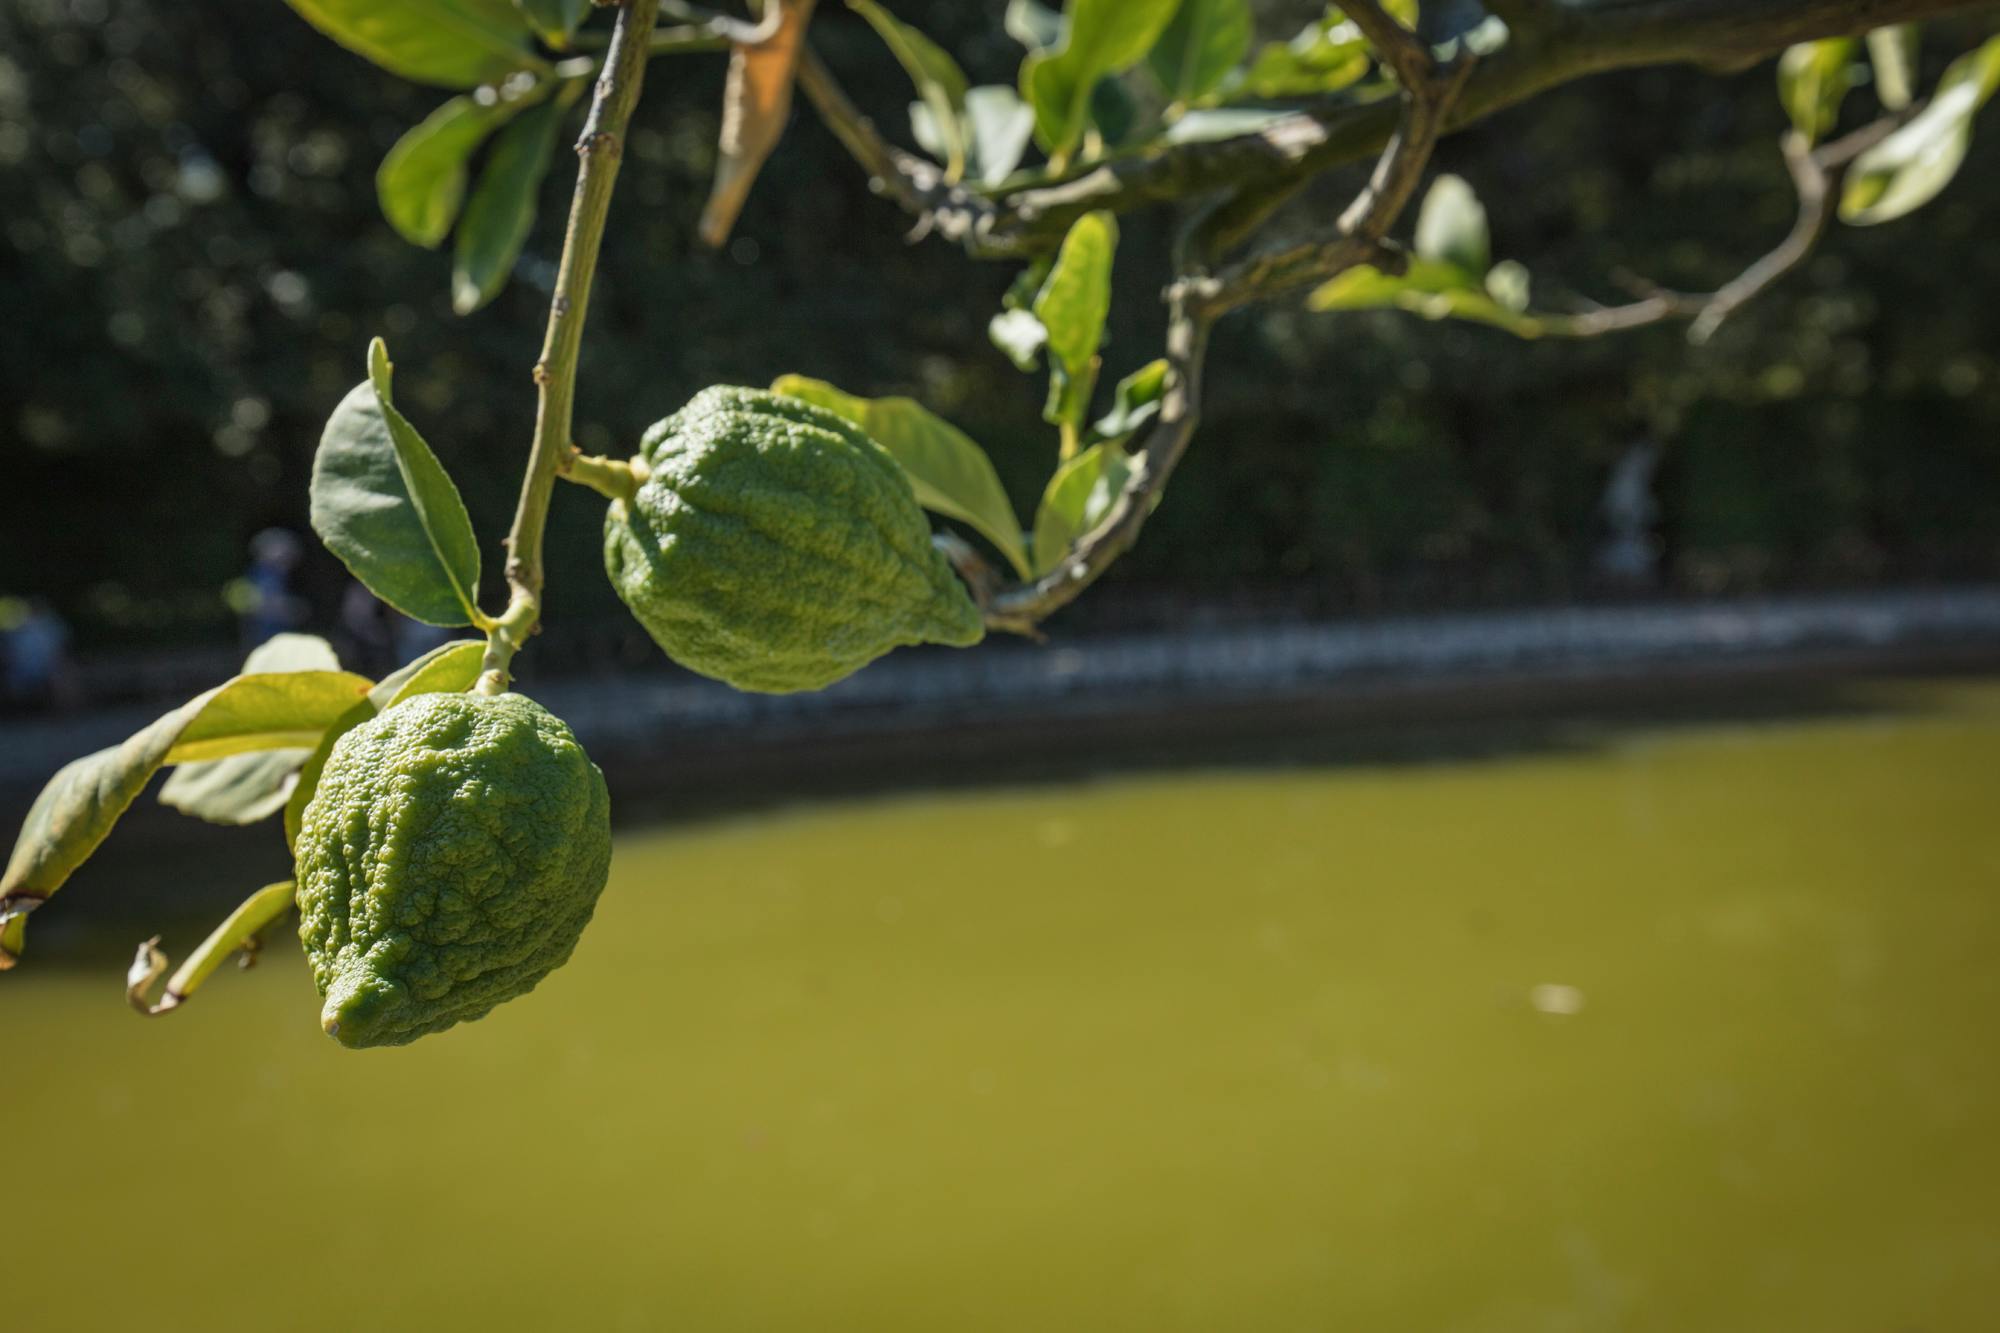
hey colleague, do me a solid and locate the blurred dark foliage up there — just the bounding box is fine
[2,0,1998,657]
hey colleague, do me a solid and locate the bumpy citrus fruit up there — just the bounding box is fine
[294,690,611,1048]
[603,386,984,694]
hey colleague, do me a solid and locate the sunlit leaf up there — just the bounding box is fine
[1032,439,1132,575]
[1019,0,1180,161]
[1226,12,1370,101]
[1004,0,1063,53]
[1161,108,1291,143]
[372,639,488,708]
[1867,25,1922,111]
[1842,35,2000,225]
[1148,0,1252,105]
[699,0,818,247]
[1309,259,1545,338]
[1413,174,1490,279]
[310,339,484,626]
[771,375,1031,577]
[1776,38,1857,144]
[378,92,531,247]
[158,634,344,826]
[917,85,1038,187]
[452,95,567,313]
[0,669,374,953]
[852,0,970,181]
[989,307,1049,371]
[1088,358,1168,442]
[1033,211,1117,429]
[281,0,544,89]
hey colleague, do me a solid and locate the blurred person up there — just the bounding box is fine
[338,580,397,678]
[1,596,79,709]
[238,528,310,648]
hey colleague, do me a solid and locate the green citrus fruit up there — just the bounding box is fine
[294,690,611,1048]
[603,386,984,694]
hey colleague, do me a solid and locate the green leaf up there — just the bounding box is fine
[1309,259,1546,339]
[1019,0,1182,161]
[0,669,374,948]
[1867,25,1921,112]
[1776,38,1857,144]
[852,0,971,181]
[1032,211,1117,429]
[917,85,1038,187]
[452,96,566,313]
[1032,439,1133,575]
[379,92,532,247]
[310,339,485,627]
[1089,358,1168,442]
[281,0,544,89]
[1413,174,1490,279]
[371,639,488,709]
[158,634,344,826]
[515,0,589,47]
[1227,12,1370,100]
[770,375,1032,578]
[1842,35,2000,225]
[1161,108,1290,143]
[1148,0,1252,105]
[1485,258,1532,314]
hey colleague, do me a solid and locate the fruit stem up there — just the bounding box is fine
[483,0,662,694]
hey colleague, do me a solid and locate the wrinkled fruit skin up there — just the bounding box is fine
[604,386,984,694]
[294,691,611,1048]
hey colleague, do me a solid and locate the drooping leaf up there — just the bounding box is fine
[310,339,484,627]
[1413,174,1490,279]
[699,0,818,247]
[1088,358,1169,442]
[1226,11,1370,101]
[1032,439,1133,575]
[128,880,298,1016]
[1087,73,1141,149]
[1033,211,1117,429]
[917,85,1037,187]
[1148,0,1253,105]
[514,0,590,48]
[1776,38,1857,145]
[158,635,344,826]
[281,0,544,89]
[1867,25,1921,112]
[1842,35,2000,225]
[1309,258,1545,338]
[378,92,530,247]
[452,95,567,313]
[0,668,374,954]
[852,0,970,181]
[1019,0,1181,161]
[770,375,1032,578]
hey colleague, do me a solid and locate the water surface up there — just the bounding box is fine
[11,679,2000,1330]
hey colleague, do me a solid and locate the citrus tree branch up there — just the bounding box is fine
[799,0,1986,258]
[480,0,662,693]
[1539,108,1913,340]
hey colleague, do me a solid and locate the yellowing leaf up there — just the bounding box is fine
[700,0,818,248]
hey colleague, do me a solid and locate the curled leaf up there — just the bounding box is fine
[699,0,817,248]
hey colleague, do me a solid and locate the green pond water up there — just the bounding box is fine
[10,678,2000,1331]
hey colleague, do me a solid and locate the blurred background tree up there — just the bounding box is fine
[4,0,1998,658]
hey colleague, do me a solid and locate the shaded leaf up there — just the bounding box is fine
[1413,173,1489,278]
[1004,0,1063,52]
[281,0,543,89]
[917,85,1037,187]
[309,339,484,626]
[515,0,590,48]
[852,0,970,181]
[158,634,344,826]
[1227,12,1370,100]
[1776,38,1856,144]
[1867,25,1921,112]
[1032,439,1133,575]
[0,669,374,948]
[452,95,567,313]
[378,92,530,247]
[1842,35,2000,225]
[771,375,1031,577]
[700,0,818,247]
[1149,0,1253,105]
[1019,0,1181,161]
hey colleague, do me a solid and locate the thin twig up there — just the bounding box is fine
[479,0,662,693]
[1336,0,1435,89]
[1540,109,1913,342]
